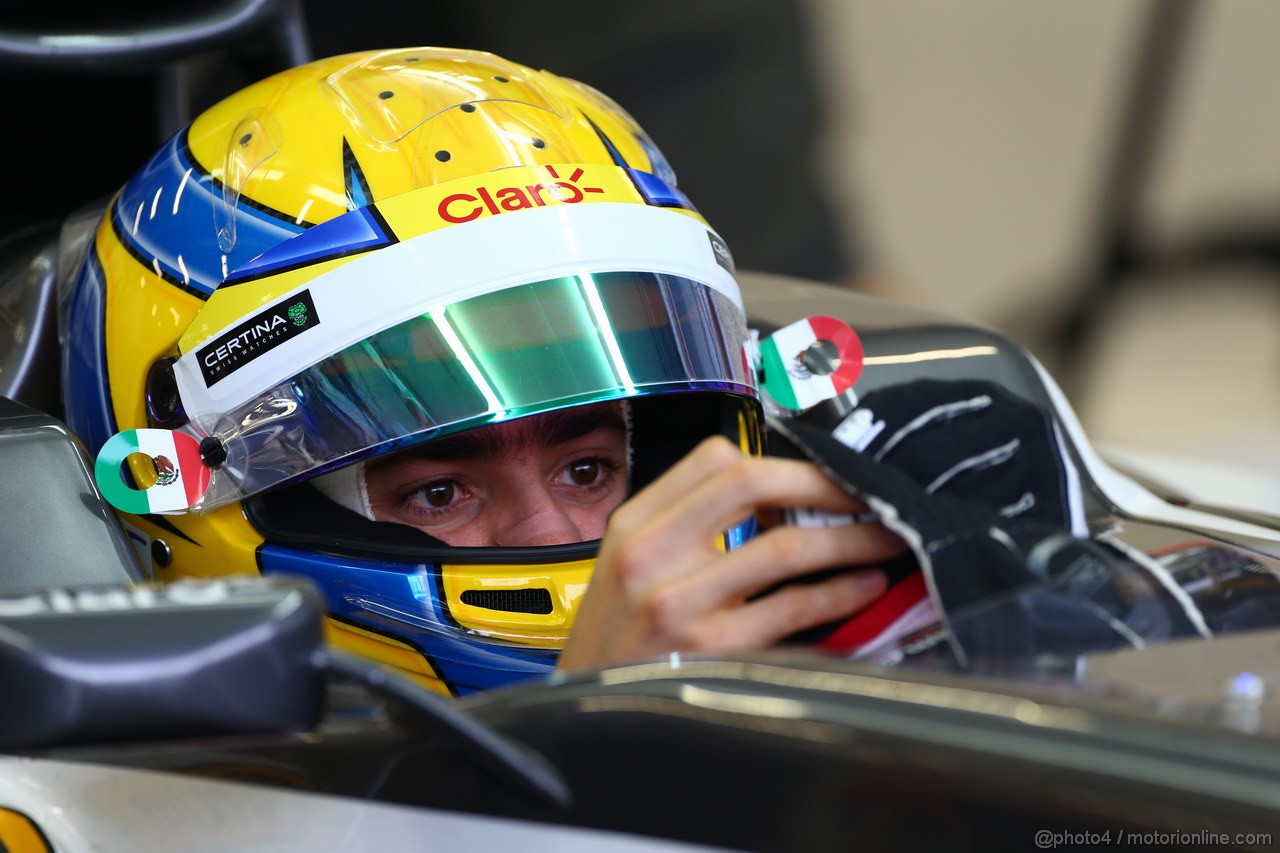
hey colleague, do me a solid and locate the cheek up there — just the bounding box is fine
[567,486,628,540]
[367,497,497,547]
[429,524,499,548]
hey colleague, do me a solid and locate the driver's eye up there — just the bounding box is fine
[567,460,600,485]
[424,481,456,507]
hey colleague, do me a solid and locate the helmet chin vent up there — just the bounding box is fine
[460,588,553,615]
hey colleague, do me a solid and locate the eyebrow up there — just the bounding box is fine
[412,405,626,462]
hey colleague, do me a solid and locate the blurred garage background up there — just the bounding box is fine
[810,1,1280,506]
[3,0,1278,508]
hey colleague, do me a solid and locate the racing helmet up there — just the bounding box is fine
[61,47,762,696]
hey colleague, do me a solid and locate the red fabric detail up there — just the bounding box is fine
[816,570,929,653]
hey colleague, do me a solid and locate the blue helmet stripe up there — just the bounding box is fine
[625,168,695,209]
[343,138,374,210]
[112,131,309,296]
[258,544,556,695]
[60,251,117,456]
[221,204,397,286]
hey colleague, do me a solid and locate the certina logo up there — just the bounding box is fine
[438,165,606,223]
[198,289,320,387]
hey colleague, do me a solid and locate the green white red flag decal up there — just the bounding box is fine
[95,429,211,514]
[758,315,863,411]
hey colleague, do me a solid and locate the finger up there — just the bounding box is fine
[644,456,872,555]
[653,522,905,625]
[603,458,882,593]
[609,436,746,536]
[692,569,889,653]
[595,439,752,587]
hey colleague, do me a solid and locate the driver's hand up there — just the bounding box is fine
[558,436,906,671]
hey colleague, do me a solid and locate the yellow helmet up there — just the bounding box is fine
[64,47,761,696]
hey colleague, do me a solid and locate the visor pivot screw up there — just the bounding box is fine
[145,357,188,428]
[200,437,228,469]
[151,539,172,568]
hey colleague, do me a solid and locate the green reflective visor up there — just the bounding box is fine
[196,272,754,508]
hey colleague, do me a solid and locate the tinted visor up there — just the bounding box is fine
[194,272,753,509]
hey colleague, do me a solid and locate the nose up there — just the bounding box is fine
[492,482,582,547]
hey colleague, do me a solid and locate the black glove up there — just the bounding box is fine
[770,379,1211,672]
[833,378,1082,533]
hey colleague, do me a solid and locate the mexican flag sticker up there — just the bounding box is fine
[95,429,211,515]
[759,315,864,412]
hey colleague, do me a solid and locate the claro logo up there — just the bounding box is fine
[438,165,605,223]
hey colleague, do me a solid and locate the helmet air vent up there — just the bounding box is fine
[460,588,553,615]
